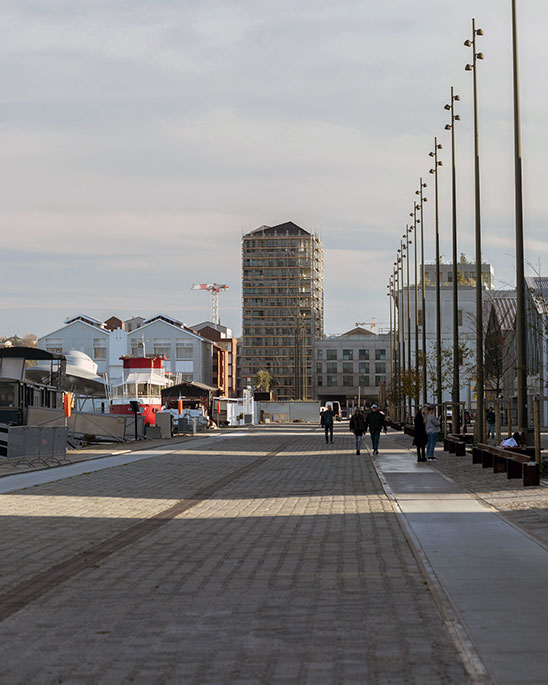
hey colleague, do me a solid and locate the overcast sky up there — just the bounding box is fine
[1,0,547,339]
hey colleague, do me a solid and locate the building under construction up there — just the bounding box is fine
[240,221,324,399]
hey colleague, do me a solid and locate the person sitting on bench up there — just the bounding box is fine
[500,432,521,448]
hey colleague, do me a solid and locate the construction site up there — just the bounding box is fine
[240,221,324,400]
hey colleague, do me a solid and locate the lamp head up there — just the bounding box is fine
[454,94,460,101]
[465,63,473,71]
[437,143,442,149]
[429,168,435,174]
[445,124,452,130]
[477,52,484,60]
[438,160,443,166]
[476,28,484,36]
[454,114,461,121]
[444,104,451,111]
[464,39,472,47]
[429,151,434,157]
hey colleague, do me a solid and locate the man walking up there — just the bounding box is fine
[320,404,334,444]
[349,407,366,455]
[486,407,496,440]
[364,404,387,455]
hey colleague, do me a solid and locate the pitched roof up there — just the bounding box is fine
[340,327,376,338]
[246,221,310,237]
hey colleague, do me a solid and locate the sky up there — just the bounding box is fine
[1,0,548,339]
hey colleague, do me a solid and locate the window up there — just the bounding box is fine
[448,271,453,282]
[375,375,385,387]
[342,362,353,374]
[176,344,193,360]
[45,338,63,354]
[359,375,369,386]
[375,349,386,361]
[153,340,171,358]
[93,339,107,360]
[342,349,353,361]
[327,349,337,360]
[359,349,369,360]
[376,362,386,374]
[359,362,370,374]
[317,375,323,387]
[316,363,322,374]
[326,375,337,387]
[343,375,354,387]
[327,362,337,374]
[317,349,323,360]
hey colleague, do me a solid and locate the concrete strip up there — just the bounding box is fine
[374,442,548,684]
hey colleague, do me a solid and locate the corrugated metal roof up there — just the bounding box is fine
[491,296,517,331]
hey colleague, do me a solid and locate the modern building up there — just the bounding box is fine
[191,321,238,398]
[38,314,216,388]
[240,221,324,399]
[422,261,495,289]
[314,327,391,409]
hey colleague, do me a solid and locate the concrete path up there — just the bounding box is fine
[374,435,548,684]
[0,425,467,683]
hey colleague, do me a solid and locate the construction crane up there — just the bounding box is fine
[191,283,229,325]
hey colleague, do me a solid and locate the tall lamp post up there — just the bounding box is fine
[394,261,403,421]
[409,210,419,389]
[416,180,428,404]
[465,18,485,442]
[511,0,528,437]
[429,139,443,412]
[402,236,412,420]
[445,87,461,433]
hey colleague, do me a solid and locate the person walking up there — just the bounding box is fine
[413,405,428,462]
[321,404,334,444]
[425,406,441,461]
[364,404,387,455]
[349,408,366,455]
[486,407,496,440]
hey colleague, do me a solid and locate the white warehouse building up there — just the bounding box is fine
[38,313,214,386]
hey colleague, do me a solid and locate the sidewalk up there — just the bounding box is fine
[0,425,467,683]
[375,430,548,684]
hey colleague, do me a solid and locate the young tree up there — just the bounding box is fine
[255,369,277,392]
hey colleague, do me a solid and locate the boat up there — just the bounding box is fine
[110,355,172,425]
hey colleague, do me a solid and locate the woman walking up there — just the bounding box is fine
[425,406,441,461]
[349,408,366,455]
[413,405,428,462]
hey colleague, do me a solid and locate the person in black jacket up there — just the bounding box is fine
[349,408,366,455]
[320,405,334,444]
[364,404,387,455]
[413,405,428,462]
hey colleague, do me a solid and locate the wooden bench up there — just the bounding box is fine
[473,443,540,486]
[443,433,471,456]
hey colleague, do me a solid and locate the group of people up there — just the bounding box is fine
[321,404,387,455]
[412,405,441,462]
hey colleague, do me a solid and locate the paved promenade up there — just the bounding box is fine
[0,425,471,684]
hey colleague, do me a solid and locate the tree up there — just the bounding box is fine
[255,369,277,392]
[425,341,475,400]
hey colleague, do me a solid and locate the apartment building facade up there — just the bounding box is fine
[314,327,391,409]
[240,221,324,399]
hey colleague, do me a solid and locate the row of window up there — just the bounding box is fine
[317,375,386,388]
[317,348,386,361]
[243,239,310,248]
[47,342,195,361]
[316,362,386,374]
[244,338,313,348]
[242,287,313,295]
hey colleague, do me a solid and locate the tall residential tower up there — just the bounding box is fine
[240,221,324,399]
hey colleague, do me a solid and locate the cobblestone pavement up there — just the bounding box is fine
[393,430,548,550]
[0,425,468,683]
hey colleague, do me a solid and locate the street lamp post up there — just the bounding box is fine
[409,211,419,394]
[511,0,528,438]
[429,139,443,413]
[394,262,403,421]
[445,87,461,433]
[465,18,485,443]
[397,247,407,420]
[416,180,428,404]
[403,235,412,420]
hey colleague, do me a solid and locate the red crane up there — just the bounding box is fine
[191,283,229,325]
